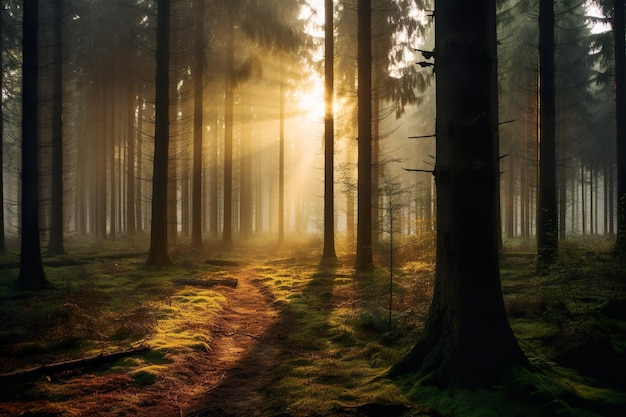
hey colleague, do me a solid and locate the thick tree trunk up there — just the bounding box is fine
[322,0,337,261]
[389,0,527,387]
[17,0,51,290]
[1,8,6,253]
[147,0,171,267]
[536,0,558,272]
[48,0,65,255]
[355,0,374,273]
[614,0,626,258]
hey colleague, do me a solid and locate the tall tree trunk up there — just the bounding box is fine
[610,162,615,234]
[505,156,515,238]
[322,0,337,261]
[580,158,587,236]
[536,0,558,272]
[240,106,252,239]
[0,7,5,253]
[278,61,285,246]
[614,0,626,258]
[18,0,51,290]
[126,93,136,234]
[355,0,374,273]
[167,79,178,245]
[181,100,190,238]
[223,10,234,249]
[191,0,204,249]
[591,166,596,234]
[210,108,219,238]
[558,149,567,239]
[96,85,107,239]
[109,91,116,239]
[346,140,356,246]
[48,0,65,254]
[136,97,144,233]
[147,0,171,267]
[389,0,527,387]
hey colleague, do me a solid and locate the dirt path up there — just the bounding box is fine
[0,266,288,417]
[184,268,287,416]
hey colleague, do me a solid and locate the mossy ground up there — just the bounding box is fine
[0,234,624,416]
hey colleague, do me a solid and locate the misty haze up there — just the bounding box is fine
[1,1,625,416]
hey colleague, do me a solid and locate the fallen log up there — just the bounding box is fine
[0,345,150,385]
[174,277,238,288]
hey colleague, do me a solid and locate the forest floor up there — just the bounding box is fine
[0,234,625,417]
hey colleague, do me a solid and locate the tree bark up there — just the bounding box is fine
[191,0,204,249]
[614,0,626,258]
[222,8,234,249]
[536,0,558,272]
[388,0,527,387]
[278,60,285,246]
[136,97,144,233]
[147,0,172,267]
[0,6,5,253]
[355,0,374,273]
[47,0,65,254]
[17,0,51,290]
[126,92,136,234]
[322,0,337,262]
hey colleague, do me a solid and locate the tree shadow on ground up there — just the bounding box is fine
[185,256,419,417]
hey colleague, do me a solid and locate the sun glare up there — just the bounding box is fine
[296,86,326,121]
[294,73,345,122]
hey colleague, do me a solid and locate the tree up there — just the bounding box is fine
[48,0,65,255]
[222,4,235,249]
[389,0,528,387]
[17,0,52,290]
[355,0,374,273]
[147,0,171,267]
[613,0,626,259]
[321,0,338,262]
[536,0,558,272]
[0,2,5,253]
[191,0,204,249]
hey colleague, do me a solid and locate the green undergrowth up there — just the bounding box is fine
[0,238,228,385]
[253,256,431,415]
[405,367,626,417]
[256,237,625,416]
[1,235,625,416]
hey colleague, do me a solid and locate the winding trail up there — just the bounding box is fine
[0,265,289,417]
[184,267,288,416]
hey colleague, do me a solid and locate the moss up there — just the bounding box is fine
[130,368,160,386]
[404,368,626,417]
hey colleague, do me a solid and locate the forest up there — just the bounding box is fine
[0,0,625,416]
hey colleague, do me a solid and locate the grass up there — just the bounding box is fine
[0,238,227,382]
[0,234,625,416]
